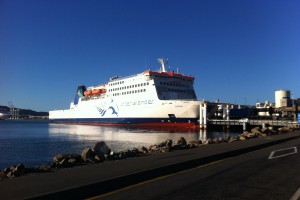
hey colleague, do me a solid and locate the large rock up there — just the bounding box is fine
[0,171,8,180]
[173,137,187,149]
[227,136,237,143]
[251,127,262,134]
[149,145,160,154]
[12,164,26,177]
[81,147,95,162]
[53,153,82,167]
[139,146,149,154]
[176,137,187,146]
[187,140,198,148]
[242,131,257,139]
[93,141,111,159]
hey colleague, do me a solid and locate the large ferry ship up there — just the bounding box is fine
[49,59,200,128]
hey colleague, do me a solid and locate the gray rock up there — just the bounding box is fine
[0,171,8,180]
[149,145,160,154]
[238,136,246,141]
[176,137,187,147]
[139,146,149,154]
[251,127,262,134]
[93,141,111,160]
[6,171,14,178]
[94,155,105,162]
[188,140,198,148]
[12,164,26,177]
[228,136,237,143]
[81,147,95,162]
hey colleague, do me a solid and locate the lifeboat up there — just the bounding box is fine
[84,90,92,96]
[92,89,101,95]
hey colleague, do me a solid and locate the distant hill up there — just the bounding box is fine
[0,105,48,118]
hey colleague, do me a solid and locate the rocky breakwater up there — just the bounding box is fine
[0,124,299,181]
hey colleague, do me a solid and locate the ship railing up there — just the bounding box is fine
[108,73,142,83]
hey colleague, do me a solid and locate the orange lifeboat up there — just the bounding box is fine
[84,90,92,96]
[92,89,101,95]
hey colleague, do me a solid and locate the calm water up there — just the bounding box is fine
[0,120,241,169]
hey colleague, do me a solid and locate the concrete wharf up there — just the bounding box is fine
[209,119,299,130]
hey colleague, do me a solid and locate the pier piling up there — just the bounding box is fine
[199,103,207,129]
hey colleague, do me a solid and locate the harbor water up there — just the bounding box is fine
[0,120,241,169]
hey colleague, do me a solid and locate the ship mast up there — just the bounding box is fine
[158,58,168,72]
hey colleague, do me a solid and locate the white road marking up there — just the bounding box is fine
[290,187,300,200]
[268,147,298,160]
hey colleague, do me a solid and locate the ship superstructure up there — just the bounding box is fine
[49,59,200,127]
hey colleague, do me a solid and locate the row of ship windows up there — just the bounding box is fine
[109,82,149,92]
[150,75,192,81]
[112,89,147,96]
[160,82,189,88]
[168,88,187,93]
[109,80,125,86]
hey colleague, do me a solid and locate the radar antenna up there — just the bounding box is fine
[158,58,168,72]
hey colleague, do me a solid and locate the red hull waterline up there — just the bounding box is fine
[53,121,200,131]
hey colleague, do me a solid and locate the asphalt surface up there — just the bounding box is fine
[0,131,300,200]
[97,134,300,200]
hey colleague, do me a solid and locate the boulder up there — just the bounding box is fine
[0,171,8,180]
[288,125,296,131]
[3,168,11,174]
[53,153,82,166]
[242,131,257,139]
[157,139,173,149]
[159,146,171,153]
[94,155,105,162]
[38,163,54,172]
[165,139,173,148]
[227,136,237,143]
[202,138,212,145]
[251,127,262,134]
[53,153,66,163]
[176,137,187,147]
[139,146,149,154]
[12,164,26,177]
[93,141,111,160]
[6,171,14,178]
[278,127,290,133]
[149,145,160,154]
[188,140,198,148]
[238,136,246,141]
[173,137,187,149]
[262,128,272,135]
[81,147,95,162]
[212,137,224,144]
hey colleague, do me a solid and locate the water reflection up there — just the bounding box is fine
[0,121,242,168]
[48,124,200,148]
[48,124,240,152]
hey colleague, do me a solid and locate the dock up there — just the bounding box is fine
[198,101,299,130]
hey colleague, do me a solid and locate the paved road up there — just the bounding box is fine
[94,137,300,200]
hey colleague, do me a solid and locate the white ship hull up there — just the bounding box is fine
[50,98,200,127]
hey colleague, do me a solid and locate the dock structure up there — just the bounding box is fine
[198,101,299,130]
[198,101,233,130]
[209,119,299,130]
[199,102,207,129]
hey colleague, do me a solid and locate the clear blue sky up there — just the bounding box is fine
[1,0,299,111]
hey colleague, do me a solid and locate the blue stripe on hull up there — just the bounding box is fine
[51,117,198,124]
